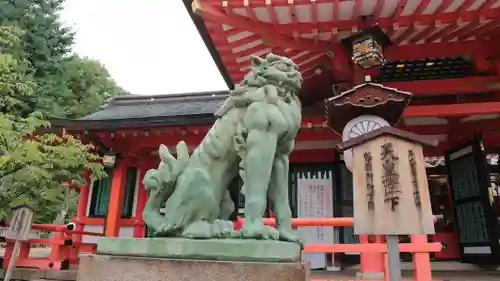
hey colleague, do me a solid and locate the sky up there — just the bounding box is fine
[60,0,228,95]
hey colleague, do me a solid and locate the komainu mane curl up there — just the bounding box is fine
[215,53,302,118]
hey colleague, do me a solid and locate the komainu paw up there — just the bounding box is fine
[240,224,280,240]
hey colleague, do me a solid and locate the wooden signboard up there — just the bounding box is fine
[5,205,34,241]
[4,205,35,281]
[338,127,436,235]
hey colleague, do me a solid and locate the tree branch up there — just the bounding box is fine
[0,164,26,180]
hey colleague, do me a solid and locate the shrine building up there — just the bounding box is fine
[50,0,500,268]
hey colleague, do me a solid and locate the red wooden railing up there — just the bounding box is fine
[1,223,102,270]
[237,217,441,281]
[1,217,441,281]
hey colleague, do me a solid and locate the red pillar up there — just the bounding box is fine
[75,171,90,243]
[104,161,127,237]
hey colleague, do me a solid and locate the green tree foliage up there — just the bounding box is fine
[0,0,122,223]
[0,113,105,221]
[0,0,124,118]
[0,0,75,116]
[62,56,125,118]
[0,26,36,115]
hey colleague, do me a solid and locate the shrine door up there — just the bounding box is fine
[445,136,500,264]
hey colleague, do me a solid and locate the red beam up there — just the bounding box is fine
[351,0,362,20]
[214,34,262,52]
[457,0,477,13]
[372,0,385,19]
[441,20,482,42]
[229,51,328,78]
[382,76,499,96]
[399,118,500,135]
[394,0,430,44]
[193,1,330,53]
[424,22,458,43]
[221,47,322,77]
[407,24,435,43]
[311,1,319,44]
[403,102,500,118]
[479,0,499,11]
[115,128,337,150]
[458,20,499,40]
[414,0,431,16]
[394,24,415,45]
[271,7,500,35]
[393,0,408,18]
[434,0,454,14]
[289,1,298,26]
[332,0,340,21]
[387,0,409,39]
[266,2,278,26]
[217,32,495,82]
[223,26,245,38]
[205,8,355,80]
[204,1,500,42]
[242,2,257,21]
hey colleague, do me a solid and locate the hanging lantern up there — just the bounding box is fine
[102,152,117,167]
[341,25,392,70]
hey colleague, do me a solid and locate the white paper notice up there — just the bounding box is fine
[297,171,335,269]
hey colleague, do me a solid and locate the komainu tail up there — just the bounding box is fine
[142,141,190,234]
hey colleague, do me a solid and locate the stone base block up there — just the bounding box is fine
[78,255,309,281]
[97,237,301,262]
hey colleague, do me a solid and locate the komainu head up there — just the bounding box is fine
[239,53,303,94]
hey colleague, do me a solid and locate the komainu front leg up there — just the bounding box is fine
[268,151,301,244]
[240,129,279,240]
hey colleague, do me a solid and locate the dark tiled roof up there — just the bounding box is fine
[79,91,228,121]
[49,91,229,131]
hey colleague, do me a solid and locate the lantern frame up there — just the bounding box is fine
[341,25,392,70]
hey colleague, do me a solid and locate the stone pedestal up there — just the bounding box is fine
[78,255,309,281]
[77,238,308,281]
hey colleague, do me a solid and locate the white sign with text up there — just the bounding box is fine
[297,171,336,269]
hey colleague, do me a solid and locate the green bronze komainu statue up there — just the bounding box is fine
[142,53,303,243]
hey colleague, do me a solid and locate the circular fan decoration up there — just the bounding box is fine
[342,115,390,172]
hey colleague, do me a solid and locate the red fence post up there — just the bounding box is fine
[2,241,14,268]
[412,235,433,281]
[48,231,69,269]
[358,235,385,279]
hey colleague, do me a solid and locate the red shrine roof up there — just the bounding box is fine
[183,0,500,92]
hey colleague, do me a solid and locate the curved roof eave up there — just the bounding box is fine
[49,114,216,132]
